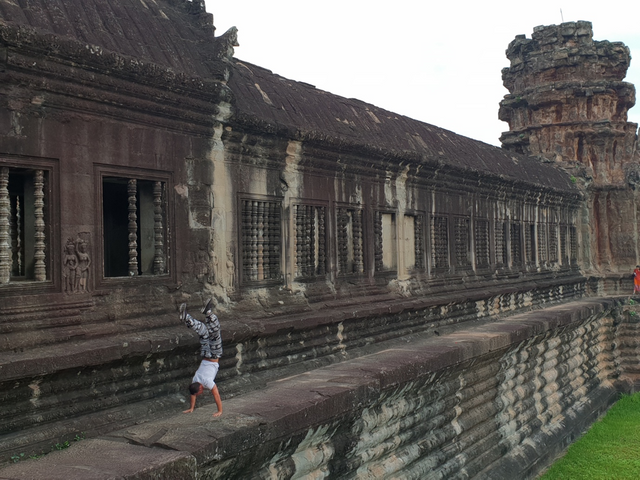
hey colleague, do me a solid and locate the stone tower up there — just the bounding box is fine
[499,21,640,275]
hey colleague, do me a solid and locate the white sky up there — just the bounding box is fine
[205,1,640,147]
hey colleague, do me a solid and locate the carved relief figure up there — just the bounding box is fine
[63,235,92,294]
[63,239,78,293]
[77,239,91,292]
[211,251,219,286]
[226,250,235,291]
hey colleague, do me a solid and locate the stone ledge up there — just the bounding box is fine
[0,297,623,479]
[0,438,196,480]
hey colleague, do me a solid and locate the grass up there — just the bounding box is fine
[541,393,640,479]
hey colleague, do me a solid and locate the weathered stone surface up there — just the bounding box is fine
[0,298,635,479]
[0,2,638,478]
[0,438,196,479]
[500,21,640,275]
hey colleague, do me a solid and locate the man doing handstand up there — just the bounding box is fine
[179,299,223,417]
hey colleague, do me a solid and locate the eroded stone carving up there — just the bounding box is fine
[63,238,78,293]
[226,250,235,291]
[63,235,91,294]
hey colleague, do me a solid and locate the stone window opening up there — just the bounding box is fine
[336,207,363,276]
[102,177,167,278]
[0,167,49,284]
[524,223,536,265]
[549,223,559,264]
[569,225,578,263]
[495,220,508,266]
[537,223,548,265]
[560,224,569,265]
[474,218,490,269]
[374,211,397,273]
[403,214,425,272]
[454,216,471,269]
[241,198,282,283]
[294,204,326,279]
[432,215,449,272]
[510,222,522,266]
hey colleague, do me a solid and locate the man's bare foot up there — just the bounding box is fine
[213,411,222,417]
[183,408,194,414]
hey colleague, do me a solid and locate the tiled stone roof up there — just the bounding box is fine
[0,0,579,193]
[0,0,215,77]
[229,59,578,192]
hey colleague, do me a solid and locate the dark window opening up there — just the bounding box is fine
[103,177,167,278]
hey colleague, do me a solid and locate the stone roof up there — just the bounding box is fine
[0,0,578,194]
[0,0,217,78]
[229,59,578,193]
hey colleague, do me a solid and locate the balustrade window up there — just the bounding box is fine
[560,224,568,264]
[0,167,49,283]
[524,223,536,265]
[336,207,363,276]
[495,221,508,265]
[549,224,559,263]
[103,177,167,278]
[294,204,326,279]
[374,211,397,272]
[432,215,449,271]
[569,225,577,263]
[510,222,522,266]
[474,219,489,268]
[454,216,471,267]
[537,224,547,263]
[403,214,425,271]
[241,199,282,282]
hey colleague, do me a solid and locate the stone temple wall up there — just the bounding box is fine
[0,4,639,476]
[3,297,637,479]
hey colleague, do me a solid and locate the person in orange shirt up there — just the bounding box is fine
[634,266,640,294]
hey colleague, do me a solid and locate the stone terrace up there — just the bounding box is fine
[1,297,639,479]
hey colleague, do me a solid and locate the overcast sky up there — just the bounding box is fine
[205,1,640,147]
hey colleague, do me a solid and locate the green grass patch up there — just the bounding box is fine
[541,392,640,479]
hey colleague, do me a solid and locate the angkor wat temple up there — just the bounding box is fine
[1,1,640,478]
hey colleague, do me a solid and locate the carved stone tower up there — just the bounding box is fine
[500,21,640,274]
[499,21,637,185]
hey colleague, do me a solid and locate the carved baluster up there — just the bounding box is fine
[317,207,325,275]
[152,181,165,275]
[33,170,46,281]
[0,168,10,284]
[353,209,363,274]
[9,190,24,277]
[127,179,138,276]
